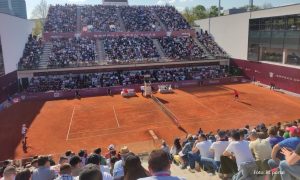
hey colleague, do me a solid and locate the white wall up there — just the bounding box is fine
[0,13,34,74]
[195,4,300,60]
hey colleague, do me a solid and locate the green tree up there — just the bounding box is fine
[192,5,207,19]
[208,6,219,17]
[261,3,273,9]
[32,19,43,36]
[240,4,261,11]
[182,7,197,26]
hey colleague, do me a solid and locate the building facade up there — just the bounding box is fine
[0,13,34,75]
[195,4,300,67]
[0,0,27,19]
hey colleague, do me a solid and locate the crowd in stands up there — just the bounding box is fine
[120,6,162,32]
[104,37,160,64]
[159,37,206,60]
[1,120,299,180]
[43,5,191,33]
[81,5,121,32]
[167,120,300,180]
[154,6,191,31]
[19,35,43,69]
[197,31,228,58]
[44,5,77,33]
[25,66,227,92]
[0,146,185,180]
[48,37,96,67]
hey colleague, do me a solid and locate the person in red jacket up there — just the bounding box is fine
[234,89,239,100]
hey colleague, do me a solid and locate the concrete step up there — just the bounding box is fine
[38,42,52,68]
[193,37,215,59]
[96,39,106,64]
[152,39,166,60]
[116,8,126,32]
[76,6,82,33]
[151,9,167,31]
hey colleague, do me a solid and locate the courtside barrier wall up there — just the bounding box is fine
[16,77,246,101]
[231,59,300,94]
[43,29,197,41]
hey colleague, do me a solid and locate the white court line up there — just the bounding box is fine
[66,106,76,141]
[113,106,120,128]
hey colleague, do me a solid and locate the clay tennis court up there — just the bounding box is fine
[1,83,300,161]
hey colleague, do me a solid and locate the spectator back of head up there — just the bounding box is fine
[87,153,100,165]
[79,164,102,180]
[148,149,170,173]
[37,156,49,166]
[70,155,82,167]
[3,166,16,177]
[60,163,72,175]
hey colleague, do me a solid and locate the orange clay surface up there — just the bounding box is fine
[1,83,300,161]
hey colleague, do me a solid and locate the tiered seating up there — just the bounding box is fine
[170,120,300,180]
[19,35,43,69]
[197,31,228,58]
[44,5,77,33]
[159,36,206,60]
[81,5,121,32]
[25,66,227,92]
[120,6,162,32]
[103,36,160,64]
[154,6,191,30]
[48,37,96,68]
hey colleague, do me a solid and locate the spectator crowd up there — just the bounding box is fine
[104,37,160,64]
[1,120,300,180]
[19,35,43,69]
[159,37,206,60]
[167,120,300,180]
[120,6,162,32]
[48,37,96,68]
[25,65,227,92]
[81,5,122,32]
[44,5,77,33]
[197,31,228,58]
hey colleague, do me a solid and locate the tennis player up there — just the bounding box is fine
[21,124,27,142]
[234,89,239,100]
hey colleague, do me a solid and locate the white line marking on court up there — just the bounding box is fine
[66,106,76,141]
[113,106,120,128]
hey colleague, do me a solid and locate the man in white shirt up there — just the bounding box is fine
[223,130,257,180]
[210,131,229,168]
[188,134,216,173]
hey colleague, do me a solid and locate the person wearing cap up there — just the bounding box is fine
[279,143,300,180]
[0,166,16,180]
[86,153,112,180]
[209,131,229,169]
[138,149,186,180]
[268,126,300,169]
[113,146,130,178]
[32,156,56,180]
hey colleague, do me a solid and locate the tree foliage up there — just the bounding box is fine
[32,19,43,37]
[31,0,49,21]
